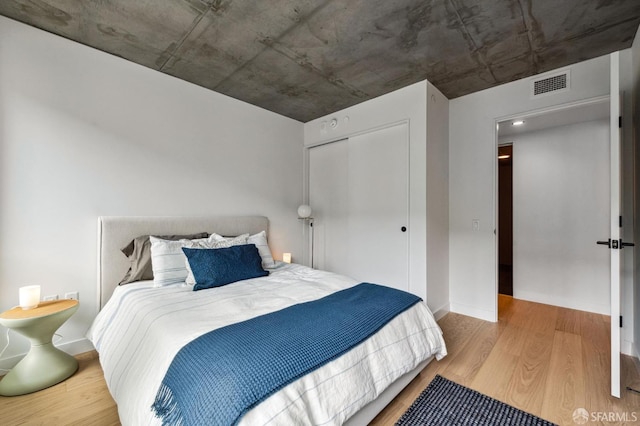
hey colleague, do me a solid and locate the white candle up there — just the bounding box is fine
[282,253,292,263]
[19,285,41,310]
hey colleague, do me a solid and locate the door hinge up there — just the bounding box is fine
[620,315,623,327]
[619,216,622,228]
[619,116,622,128]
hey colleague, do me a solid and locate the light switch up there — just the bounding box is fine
[472,220,480,231]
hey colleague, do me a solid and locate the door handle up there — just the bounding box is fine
[596,239,635,249]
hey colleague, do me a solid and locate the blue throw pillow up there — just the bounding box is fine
[182,244,269,291]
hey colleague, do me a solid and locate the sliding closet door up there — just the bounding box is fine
[308,123,409,291]
[348,124,409,289]
[309,139,349,272]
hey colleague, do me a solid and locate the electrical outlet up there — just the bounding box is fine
[43,294,59,301]
[65,291,79,301]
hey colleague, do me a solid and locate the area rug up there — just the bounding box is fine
[396,375,557,426]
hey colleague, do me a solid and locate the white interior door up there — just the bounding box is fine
[347,124,409,289]
[609,51,622,398]
[309,139,349,272]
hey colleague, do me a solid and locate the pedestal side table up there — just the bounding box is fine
[0,299,79,396]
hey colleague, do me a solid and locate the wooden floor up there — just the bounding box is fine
[372,295,640,425]
[1,296,639,425]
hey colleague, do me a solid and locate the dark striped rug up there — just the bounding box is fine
[396,375,557,426]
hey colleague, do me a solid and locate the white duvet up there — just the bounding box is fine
[87,263,447,425]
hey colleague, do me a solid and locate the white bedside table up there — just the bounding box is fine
[0,299,79,396]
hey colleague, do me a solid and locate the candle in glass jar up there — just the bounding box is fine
[19,285,41,310]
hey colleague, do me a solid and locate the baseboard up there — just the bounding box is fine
[64,337,95,356]
[449,302,495,322]
[622,339,634,356]
[432,303,450,321]
[632,342,640,362]
[513,290,609,315]
[0,338,94,371]
[632,347,640,373]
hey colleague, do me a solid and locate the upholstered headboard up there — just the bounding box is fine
[97,216,269,309]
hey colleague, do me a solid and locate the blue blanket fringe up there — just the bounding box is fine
[152,383,183,426]
[151,283,421,426]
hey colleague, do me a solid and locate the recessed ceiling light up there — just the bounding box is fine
[498,155,511,159]
[512,120,525,126]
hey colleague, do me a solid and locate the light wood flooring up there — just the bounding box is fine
[1,295,639,425]
[372,295,640,425]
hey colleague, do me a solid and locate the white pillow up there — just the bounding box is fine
[183,234,249,285]
[149,236,209,287]
[247,231,275,268]
[210,231,275,268]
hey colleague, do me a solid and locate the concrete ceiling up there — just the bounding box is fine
[1,1,639,122]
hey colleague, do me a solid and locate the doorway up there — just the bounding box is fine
[497,144,513,296]
[496,98,611,315]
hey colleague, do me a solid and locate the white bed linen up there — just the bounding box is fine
[87,263,447,425]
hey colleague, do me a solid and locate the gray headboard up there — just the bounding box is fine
[97,216,269,309]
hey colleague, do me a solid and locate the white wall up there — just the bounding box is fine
[426,83,450,318]
[449,54,612,321]
[304,81,450,317]
[0,16,303,366]
[509,120,610,314]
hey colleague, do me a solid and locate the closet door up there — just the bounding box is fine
[309,139,349,272]
[308,123,409,291]
[347,124,409,289]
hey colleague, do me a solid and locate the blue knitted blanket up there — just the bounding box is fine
[151,283,421,426]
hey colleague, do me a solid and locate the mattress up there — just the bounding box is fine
[87,263,447,425]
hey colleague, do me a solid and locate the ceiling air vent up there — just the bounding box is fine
[530,70,570,98]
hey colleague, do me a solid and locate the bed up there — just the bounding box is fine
[88,216,447,425]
